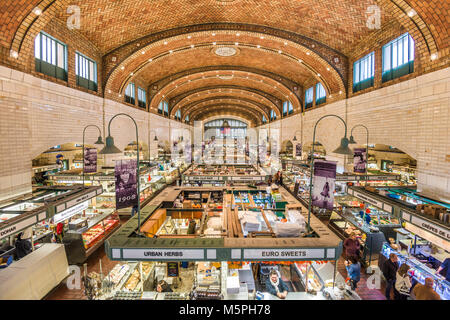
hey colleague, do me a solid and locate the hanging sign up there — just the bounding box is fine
[84,148,97,173]
[353,148,367,173]
[122,248,205,260]
[311,160,337,210]
[53,201,88,224]
[243,248,326,260]
[295,143,302,157]
[167,262,180,277]
[115,159,138,209]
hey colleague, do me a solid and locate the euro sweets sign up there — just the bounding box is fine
[115,159,138,210]
[311,160,337,211]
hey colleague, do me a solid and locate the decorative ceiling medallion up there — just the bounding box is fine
[214,46,239,57]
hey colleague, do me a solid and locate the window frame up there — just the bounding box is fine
[353,51,375,93]
[34,32,68,81]
[304,87,314,109]
[75,52,98,91]
[137,87,147,108]
[125,83,136,105]
[315,82,326,106]
[382,33,415,83]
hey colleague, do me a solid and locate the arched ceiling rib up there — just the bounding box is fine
[179,97,271,121]
[170,87,280,118]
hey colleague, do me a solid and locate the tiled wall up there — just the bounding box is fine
[260,67,450,202]
[0,65,191,201]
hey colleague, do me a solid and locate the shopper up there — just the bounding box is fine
[265,269,289,299]
[156,280,173,293]
[436,257,450,282]
[14,232,32,260]
[343,232,360,259]
[344,256,361,290]
[382,253,399,300]
[279,171,283,185]
[267,174,273,185]
[411,277,441,300]
[395,263,412,300]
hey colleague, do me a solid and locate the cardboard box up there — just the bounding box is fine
[183,200,192,209]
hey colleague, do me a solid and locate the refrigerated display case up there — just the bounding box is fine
[379,243,449,300]
[63,209,120,264]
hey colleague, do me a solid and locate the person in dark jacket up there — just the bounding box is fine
[265,269,289,299]
[156,280,173,293]
[14,232,32,260]
[382,253,399,300]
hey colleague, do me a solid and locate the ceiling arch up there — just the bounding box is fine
[148,68,302,114]
[105,30,347,99]
[180,97,271,121]
[171,88,279,118]
[190,104,262,126]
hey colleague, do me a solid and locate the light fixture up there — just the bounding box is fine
[327,67,330,71]
[317,73,321,77]
[278,50,282,54]
[293,136,297,141]
[348,135,357,144]
[187,35,192,39]
[212,42,216,45]
[94,136,105,145]
[332,137,353,155]
[10,50,18,59]
[236,33,240,36]
[99,136,122,155]
[408,9,416,17]
[149,58,153,62]
[260,36,264,39]
[141,51,145,54]
[339,90,343,94]
[33,7,42,15]
[431,53,438,60]
[235,42,239,46]
[121,66,125,70]
[298,59,303,63]
[212,33,216,36]
[306,52,310,55]
[169,50,173,54]
[154,135,158,141]
[164,41,168,45]
[257,45,261,48]
[130,72,134,76]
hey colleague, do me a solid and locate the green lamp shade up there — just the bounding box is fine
[293,136,297,141]
[99,136,122,154]
[94,136,104,145]
[154,136,158,141]
[348,135,357,144]
[333,137,353,155]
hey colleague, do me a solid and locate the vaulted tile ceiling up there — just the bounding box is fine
[2,0,447,125]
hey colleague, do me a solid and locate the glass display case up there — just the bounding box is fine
[380,243,449,300]
[63,209,120,264]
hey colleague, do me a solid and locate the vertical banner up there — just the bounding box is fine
[83,148,97,173]
[295,143,302,157]
[185,141,191,164]
[311,160,337,210]
[115,159,138,209]
[259,142,266,164]
[353,148,367,173]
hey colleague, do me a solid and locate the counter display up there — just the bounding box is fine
[63,209,120,264]
[379,243,449,300]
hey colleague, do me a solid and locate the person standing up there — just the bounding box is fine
[395,263,412,300]
[343,232,361,259]
[344,256,361,290]
[411,277,441,300]
[436,257,450,282]
[265,269,289,299]
[382,253,399,300]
